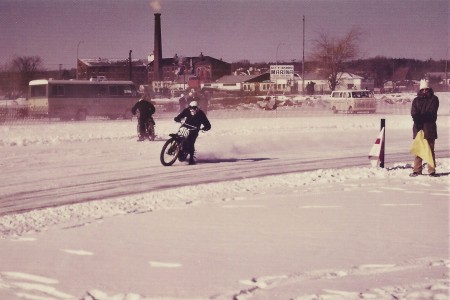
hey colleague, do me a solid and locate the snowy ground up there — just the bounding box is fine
[0,93,449,300]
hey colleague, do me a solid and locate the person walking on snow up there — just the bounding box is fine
[410,79,439,177]
[174,100,211,165]
[132,95,156,141]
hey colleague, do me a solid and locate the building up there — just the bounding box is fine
[335,72,374,91]
[202,73,268,92]
[148,13,231,93]
[76,12,231,94]
[77,58,148,86]
[300,72,330,94]
[147,53,231,93]
[426,72,449,85]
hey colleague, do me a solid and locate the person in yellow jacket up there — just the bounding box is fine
[410,79,439,177]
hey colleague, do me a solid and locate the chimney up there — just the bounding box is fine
[153,13,163,81]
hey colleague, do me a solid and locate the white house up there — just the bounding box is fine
[201,74,259,91]
[297,72,330,94]
[335,72,374,90]
[199,71,374,95]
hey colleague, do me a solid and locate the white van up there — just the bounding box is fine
[329,90,377,114]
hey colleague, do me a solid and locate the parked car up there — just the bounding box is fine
[329,90,376,114]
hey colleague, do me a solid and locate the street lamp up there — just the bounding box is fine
[276,42,285,65]
[274,43,285,95]
[445,46,449,88]
[302,15,305,94]
[76,40,84,79]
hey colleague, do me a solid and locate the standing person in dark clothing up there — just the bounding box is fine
[197,91,209,114]
[174,100,211,165]
[132,95,156,141]
[178,93,187,113]
[410,79,439,177]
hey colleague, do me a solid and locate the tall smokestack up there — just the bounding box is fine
[154,13,163,81]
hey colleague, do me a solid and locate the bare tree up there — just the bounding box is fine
[311,27,363,91]
[10,56,43,93]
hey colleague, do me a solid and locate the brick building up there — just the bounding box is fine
[77,58,148,86]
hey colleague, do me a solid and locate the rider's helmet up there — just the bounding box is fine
[189,101,198,114]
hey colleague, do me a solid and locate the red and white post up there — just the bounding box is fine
[368,119,386,168]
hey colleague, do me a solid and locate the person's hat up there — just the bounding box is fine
[419,79,429,90]
[189,101,198,108]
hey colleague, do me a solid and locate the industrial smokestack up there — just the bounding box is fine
[153,13,163,81]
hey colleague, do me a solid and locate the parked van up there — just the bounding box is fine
[329,90,376,114]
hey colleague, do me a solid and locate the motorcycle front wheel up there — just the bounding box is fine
[160,138,180,166]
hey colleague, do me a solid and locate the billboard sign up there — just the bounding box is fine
[270,65,294,82]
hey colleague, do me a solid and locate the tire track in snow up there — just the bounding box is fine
[1,149,448,217]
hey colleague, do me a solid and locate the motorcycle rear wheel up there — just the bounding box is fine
[147,124,155,141]
[160,138,180,166]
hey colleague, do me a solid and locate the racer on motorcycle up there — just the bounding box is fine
[174,100,211,165]
[132,95,156,141]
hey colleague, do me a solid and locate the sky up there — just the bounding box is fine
[0,93,449,299]
[0,0,449,70]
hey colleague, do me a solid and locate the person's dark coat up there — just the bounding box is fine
[411,88,439,140]
[174,108,211,132]
[179,96,188,112]
[132,99,155,121]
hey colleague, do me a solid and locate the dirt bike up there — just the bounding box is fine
[160,123,200,166]
[137,117,156,141]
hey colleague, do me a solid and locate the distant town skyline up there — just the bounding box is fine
[1,0,448,70]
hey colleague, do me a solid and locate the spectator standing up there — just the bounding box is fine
[197,91,209,114]
[178,93,188,112]
[410,79,439,177]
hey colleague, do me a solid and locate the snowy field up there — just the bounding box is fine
[0,93,449,300]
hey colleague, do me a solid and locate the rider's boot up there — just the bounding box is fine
[188,152,196,165]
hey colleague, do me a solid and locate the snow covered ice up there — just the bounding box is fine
[0,93,449,299]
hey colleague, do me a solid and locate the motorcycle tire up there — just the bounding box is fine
[160,138,180,166]
[147,124,155,141]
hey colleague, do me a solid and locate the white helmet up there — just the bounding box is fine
[189,101,198,108]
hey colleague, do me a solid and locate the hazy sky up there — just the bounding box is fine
[1,0,448,69]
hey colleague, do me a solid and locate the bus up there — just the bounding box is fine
[329,90,377,114]
[28,79,139,120]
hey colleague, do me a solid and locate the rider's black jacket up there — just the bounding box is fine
[132,99,155,121]
[174,108,211,131]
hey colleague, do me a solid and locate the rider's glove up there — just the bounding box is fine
[174,117,181,123]
[203,126,210,131]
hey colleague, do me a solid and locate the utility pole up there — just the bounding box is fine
[446,46,449,89]
[275,43,284,96]
[302,15,305,95]
[76,40,83,80]
[129,50,132,81]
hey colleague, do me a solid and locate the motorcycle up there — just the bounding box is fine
[137,117,156,141]
[160,123,200,166]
